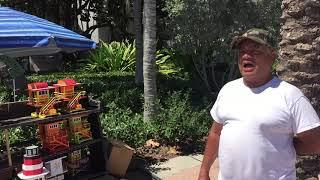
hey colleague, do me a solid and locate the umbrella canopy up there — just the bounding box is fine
[0,7,96,57]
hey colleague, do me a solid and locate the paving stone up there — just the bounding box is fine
[150,156,203,178]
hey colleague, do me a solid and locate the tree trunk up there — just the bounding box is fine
[134,0,144,85]
[278,0,320,179]
[278,0,320,114]
[143,0,157,122]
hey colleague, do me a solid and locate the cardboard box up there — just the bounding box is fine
[106,140,134,177]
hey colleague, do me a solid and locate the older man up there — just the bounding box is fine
[198,28,320,180]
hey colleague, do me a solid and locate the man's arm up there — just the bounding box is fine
[294,126,320,155]
[198,121,223,180]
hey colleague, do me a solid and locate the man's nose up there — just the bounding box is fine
[241,52,253,59]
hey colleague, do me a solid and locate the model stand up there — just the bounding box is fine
[0,91,106,180]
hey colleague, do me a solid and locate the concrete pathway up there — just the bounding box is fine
[150,155,219,180]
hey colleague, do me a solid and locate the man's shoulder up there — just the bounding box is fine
[223,78,243,89]
[276,78,305,101]
[278,78,303,95]
[218,78,245,94]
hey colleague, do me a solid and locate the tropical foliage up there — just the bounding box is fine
[84,41,136,72]
[83,41,183,76]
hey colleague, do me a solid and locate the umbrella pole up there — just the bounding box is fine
[3,129,12,166]
[3,79,16,167]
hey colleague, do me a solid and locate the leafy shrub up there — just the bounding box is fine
[100,90,211,148]
[156,48,183,76]
[0,126,38,150]
[100,102,155,147]
[84,41,136,72]
[153,91,211,143]
[0,85,11,103]
[82,41,185,76]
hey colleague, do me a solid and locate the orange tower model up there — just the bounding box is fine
[27,82,59,118]
[53,79,86,112]
[38,120,69,154]
[68,116,92,144]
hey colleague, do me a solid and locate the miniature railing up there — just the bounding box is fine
[83,122,90,129]
[67,91,86,110]
[28,97,47,104]
[39,96,59,116]
[54,92,75,99]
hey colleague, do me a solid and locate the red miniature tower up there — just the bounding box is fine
[53,79,86,112]
[17,145,49,180]
[38,121,69,154]
[27,82,59,118]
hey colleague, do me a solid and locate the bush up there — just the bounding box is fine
[83,41,136,72]
[0,86,11,103]
[156,48,184,76]
[101,90,211,148]
[81,41,185,77]
[100,102,155,147]
[153,91,211,143]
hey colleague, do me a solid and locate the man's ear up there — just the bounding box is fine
[268,48,278,60]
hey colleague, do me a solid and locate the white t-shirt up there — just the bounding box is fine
[210,77,320,180]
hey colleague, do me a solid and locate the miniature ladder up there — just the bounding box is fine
[67,91,85,111]
[39,96,58,117]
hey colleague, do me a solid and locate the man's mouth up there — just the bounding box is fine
[243,61,255,72]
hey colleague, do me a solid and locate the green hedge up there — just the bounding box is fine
[0,71,212,149]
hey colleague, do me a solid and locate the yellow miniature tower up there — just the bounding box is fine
[68,116,92,144]
[27,82,59,118]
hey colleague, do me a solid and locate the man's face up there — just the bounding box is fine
[238,39,275,83]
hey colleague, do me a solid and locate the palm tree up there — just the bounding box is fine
[277,0,320,178]
[277,0,320,114]
[143,0,157,122]
[134,0,144,85]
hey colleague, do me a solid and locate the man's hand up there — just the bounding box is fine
[294,126,320,155]
[198,121,222,180]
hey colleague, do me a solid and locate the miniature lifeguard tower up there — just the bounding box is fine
[28,82,59,118]
[38,121,69,154]
[17,145,49,180]
[44,156,68,180]
[67,150,81,176]
[68,116,92,144]
[53,79,86,112]
[67,150,89,176]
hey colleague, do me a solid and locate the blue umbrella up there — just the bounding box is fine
[0,7,96,57]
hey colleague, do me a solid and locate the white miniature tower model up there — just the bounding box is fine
[18,145,49,180]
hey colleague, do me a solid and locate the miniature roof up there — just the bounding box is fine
[28,82,55,91]
[25,145,38,150]
[28,82,48,89]
[54,79,80,87]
